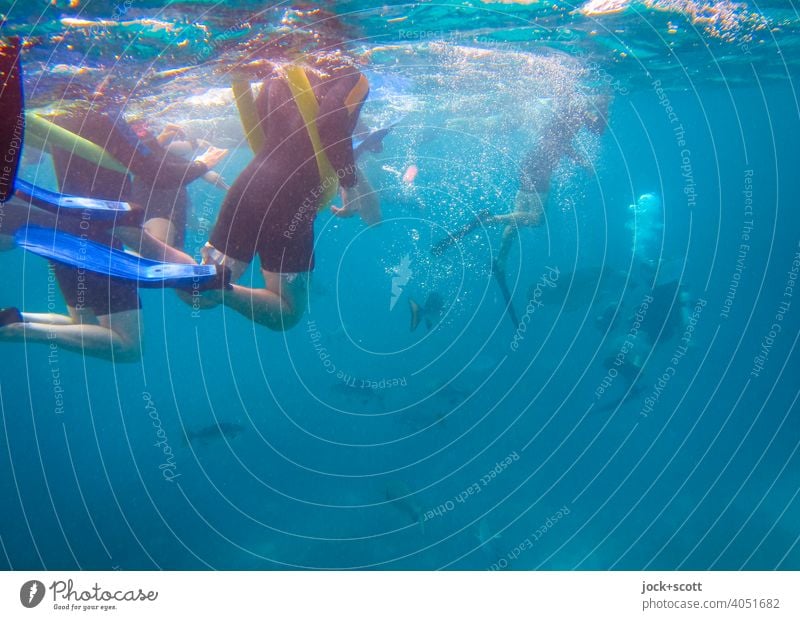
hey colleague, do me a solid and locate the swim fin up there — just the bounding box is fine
[491,260,520,329]
[0,40,134,216]
[15,226,228,290]
[0,307,22,327]
[353,124,397,160]
[13,178,135,218]
[431,208,492,257]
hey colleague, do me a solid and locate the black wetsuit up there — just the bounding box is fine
[209,63,368,273]
[49,109,209,315]
[0,40,23,204]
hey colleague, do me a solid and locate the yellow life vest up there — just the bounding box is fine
[231,79,266,155]
[283,65,341,208]
[232,66,369,210]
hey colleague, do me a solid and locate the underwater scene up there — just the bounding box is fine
[0,0,798,571]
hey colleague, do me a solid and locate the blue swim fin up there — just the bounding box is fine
[13,178,134,218]
[15,226,226,289]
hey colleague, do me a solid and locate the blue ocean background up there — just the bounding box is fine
[0,0,798,569]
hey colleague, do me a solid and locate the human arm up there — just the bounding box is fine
[332,173,382,225]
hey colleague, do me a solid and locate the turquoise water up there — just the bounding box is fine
[0,0,799,569]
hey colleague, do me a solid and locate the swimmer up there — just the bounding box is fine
[193,52,375,330]
[595,279,692,412]
[133,121,230,248]
[0,41,225,361]
[51,105,228,250]
[492,94,611,277]
[433,95,611,265]
[432,94,611,326]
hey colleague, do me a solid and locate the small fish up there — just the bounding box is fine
[409,292,444,331]
[185,421,244,445]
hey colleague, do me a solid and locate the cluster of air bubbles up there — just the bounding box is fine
[627,192,663,267]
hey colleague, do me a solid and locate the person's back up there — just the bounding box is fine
[256,61,364,181]
[50,106,216,249]
[210,59,368,273]
[199,55,371,330]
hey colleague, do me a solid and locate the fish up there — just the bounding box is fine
[185,421,245,445]
[409,292,444,331]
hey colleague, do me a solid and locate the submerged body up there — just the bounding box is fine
[197,59,371,330]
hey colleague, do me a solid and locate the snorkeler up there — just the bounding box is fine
[431,94,610,326]
[142,122,230,248]
[0,40,227,361]
[193,55,375,330]
[49,107,228,249]
[435,95,611,267]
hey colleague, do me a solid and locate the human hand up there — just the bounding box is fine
[334,177,382,226]
[331,188,357,218]
[195,146,228,169]
[157,123,186,145]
